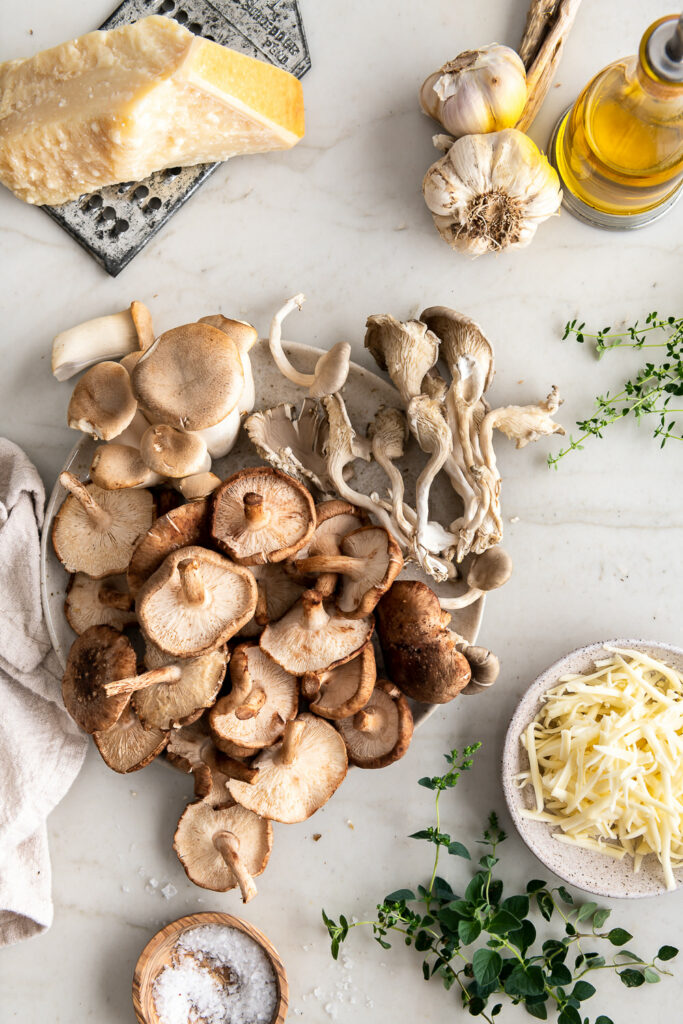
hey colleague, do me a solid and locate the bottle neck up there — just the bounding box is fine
[639,15,683,94]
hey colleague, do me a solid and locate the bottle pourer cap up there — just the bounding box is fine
[646,12,683,82]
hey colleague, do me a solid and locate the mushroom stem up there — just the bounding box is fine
[353,707,382,734]
[214,753,260,785]
[301,671,322,699]
[97,588,134,612]
[243,492,269,527]
[269,294,312,387]
[254,581,269,626]
[235,687,266,721]
[438,586,483,610]
[213,831,258,903]
[59,472,112,530]
[295,554,364,579]
[178,558,206,605]
[280,719,305,766]
[103,664,182,697]
[301,590,330,631]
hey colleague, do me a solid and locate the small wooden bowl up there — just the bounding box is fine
[133,911,288,1024]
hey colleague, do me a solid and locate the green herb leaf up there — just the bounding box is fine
[558,1007,581,1024]
[472,949,503,987]
[657,945,679,961]
[571,981,596,1000]
[536,892,554,921]
[448,841,471,859]
[608,928,633,946]
[525,1002,548,1020]
[619,968,645,987]
[592,908,611,928]
[385,889,414,903]
[576,902,599,922]
[459,919,482,945]
[595,1017,615,1024]
[643,968,661,983]
[557,886,574,904]
[488,910,521,935]
[505,964,545,997]
[526,880,547,894]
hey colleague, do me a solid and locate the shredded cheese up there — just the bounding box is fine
[516,647,683,891]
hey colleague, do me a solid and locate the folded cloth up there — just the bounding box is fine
[0,440,87,947]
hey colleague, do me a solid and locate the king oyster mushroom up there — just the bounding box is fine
[303,645,376,720]
[336,680,413,769]
[227,715,348,823]
[132,322,245,459]
[140,425,211,479]
[439,546,513,609]
[132,644,228,730]
[260,589,373,676]
[295,525,403,618]
[166,719,258,802]
[89,444,164,490]
[211,467,315,565]
[269,294,351,398]
[287,499,367,596]
[67,361,138,441]
[198,315,258,415]
[209,643,299,757]
[376,581,471,704]
[174,800,272,902]
[65,573,136,635]
[62,625,180,733]
[52,473,155,578]
[127,498,211,598]
[51,300,154,382]
[93,704,169,773]
[137,546,258,658]
[245,399,338,494]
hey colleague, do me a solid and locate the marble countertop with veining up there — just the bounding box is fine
[1,1,681,1021]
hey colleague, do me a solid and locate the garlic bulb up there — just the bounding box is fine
[420,44,527,139]
[422,129,561,256]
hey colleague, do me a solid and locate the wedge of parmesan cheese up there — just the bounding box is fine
[0,15,305,205]
[516,647,683,891]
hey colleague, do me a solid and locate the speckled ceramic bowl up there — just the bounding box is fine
[502,638,683,898]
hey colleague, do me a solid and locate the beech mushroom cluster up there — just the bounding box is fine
[53,300,258,498]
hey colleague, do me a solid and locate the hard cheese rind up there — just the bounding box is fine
[0,15,305,205]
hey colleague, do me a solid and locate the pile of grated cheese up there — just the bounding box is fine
[516,647,683,891]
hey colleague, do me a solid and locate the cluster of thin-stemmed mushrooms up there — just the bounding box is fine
[52,294,564,902]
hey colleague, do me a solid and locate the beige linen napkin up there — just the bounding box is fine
[0,439,87,947]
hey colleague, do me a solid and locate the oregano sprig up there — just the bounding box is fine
[548,312,683,467]
[323,745,677,1022]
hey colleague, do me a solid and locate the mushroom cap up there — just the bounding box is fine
[62,625,136,733]
[421,306,495,395]
[129,299,155,351]
[466,546,513,592]
[140,425,210,479]
[176,472,222,501]
[376,581,471,703]
[307,645,376,720]
[336,526,404,618]
[239,563,306,638]
[132,323,244,431]
[93,703,168,772]
[209,644,298,754]
[260,590,374,676]
[336,680,413,769]
[211,467,315,565]
[173,801,272,892]
[166,718,236,806]
[137,545,258,658]
[287,500,367,585]
[309,342,351,398]
[198,315,258,353]
[52,483,155,579]
[67,361,137,440]
[65,573,136,635]
[227,714,348,823]
[127,498,211,597]
[90,443,162,490]
[133,647,227,730]
[364,315,440,402]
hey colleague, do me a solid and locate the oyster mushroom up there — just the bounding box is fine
[52,472,155,578]
[367,407,412,540]
[295,526,403,618]
[406,394,453,577]
[336,680,413,769]
[65,573,136,635]
[303,645,376,720]
[456,641,501,694]
[174,800,272,902]
[140,425,211,478]
[211,467,315,565]
[287,499,367,597]
[127,498,211,598]
[132,646,228,730]
[269,294,351,398]
[198,315,258,415]
[93,704,169,773]
[245,399,337,494]
[89,444,164,490]
[62,625,178,732]
[480,386,565,454]
[67,361,138,441]
[260,589,373,676]
[439,546,513,609]
[364,315,440,403]
[166,719,257,803]
[376,581,471,704]
[51,301,152,382]
[227,715,348,823]
[137,546,258,658]
[209,643,298,757]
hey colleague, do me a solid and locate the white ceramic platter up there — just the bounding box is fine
[502,638,683,898]
[41,340,483,729]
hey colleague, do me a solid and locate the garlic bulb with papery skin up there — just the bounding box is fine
[420,44,527,139]
[422,129,561,256]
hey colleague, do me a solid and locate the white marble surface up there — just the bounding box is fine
[1,1,682,1021]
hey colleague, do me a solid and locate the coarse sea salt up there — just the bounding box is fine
[153,924,277,1024]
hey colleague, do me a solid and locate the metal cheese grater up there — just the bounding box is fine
[41,0,310,276]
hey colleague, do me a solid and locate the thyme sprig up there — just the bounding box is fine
[323,744,677,1023]
[548,312,683,467]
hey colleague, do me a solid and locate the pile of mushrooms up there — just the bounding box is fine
[52,293,564,904]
